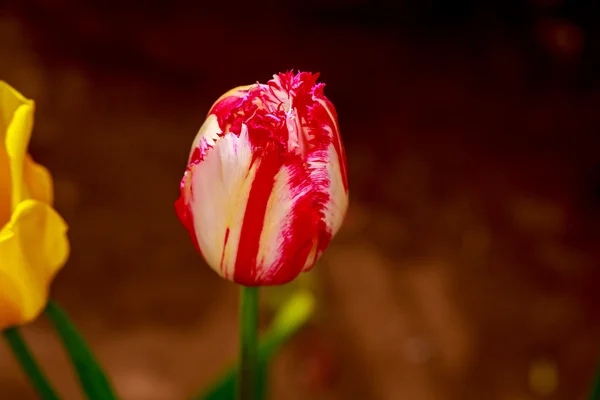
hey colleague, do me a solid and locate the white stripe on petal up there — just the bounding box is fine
[307,138,348,237]
[188,114,221,163]
[190,124,258,280]
[323,141,348,236]
[301,240,319,271]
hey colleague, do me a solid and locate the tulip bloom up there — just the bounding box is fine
[0,81,69,328]
[176,72,348,286]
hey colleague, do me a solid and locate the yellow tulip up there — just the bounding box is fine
[0,81,69,329]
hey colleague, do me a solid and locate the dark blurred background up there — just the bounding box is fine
[1,0,600,399]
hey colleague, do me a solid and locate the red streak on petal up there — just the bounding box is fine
[234,147,284,285]
[175,168,202,256]
[210,94,245,123]
[220,227,230,273]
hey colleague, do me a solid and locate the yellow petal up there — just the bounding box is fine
[0,142,10,226]
[0,81,38,211]
[23,154,53,205]
[0,81,33,224]
[0,199,69,329]
[4,97,34,209]
[0,267,24,329]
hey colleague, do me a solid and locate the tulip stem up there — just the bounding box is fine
[237,286,259,400]
[2,327,60,400]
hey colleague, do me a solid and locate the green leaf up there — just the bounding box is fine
[194,289,316,400]
[44,301,118,400]
[262,270,318,314]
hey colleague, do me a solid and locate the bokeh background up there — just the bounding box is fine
[1,0,600,399]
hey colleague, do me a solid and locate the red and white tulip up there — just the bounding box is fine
[175,71,348,286]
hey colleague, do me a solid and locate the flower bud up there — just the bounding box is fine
[175,72,348,286]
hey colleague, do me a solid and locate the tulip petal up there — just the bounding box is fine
[181,126,322,285]
[0,143,10,226]
[208,85,254,114]
[187,114,221,164]
[0,199,69,328]
[0,268,23,329]
[1,87,34,210]
[250,158,321,285]
[302,96,349,270]
[183,125,258,281]
[0,81,34,225]
[316,97,348,190]
[0,81,53,211]
[308,141,348,239]
[23,155,53,205]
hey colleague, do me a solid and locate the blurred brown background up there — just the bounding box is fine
[1,0,600,399]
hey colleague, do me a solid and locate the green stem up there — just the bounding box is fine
[194,289,315,400]
[589,358,600,400]
[237,286,259,400]
[2,327,60,400]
